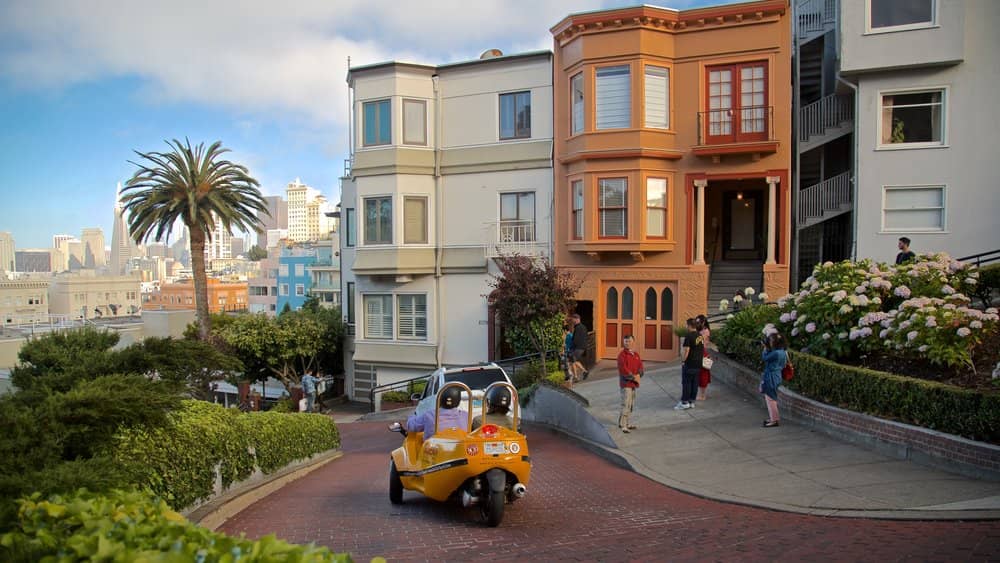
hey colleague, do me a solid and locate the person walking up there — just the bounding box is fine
[761,332,788,427]
[675,318,703,410]
[696,314,712,401]
[563,323,576,382]
[895,236,916,264]
[569,313,590,382]
[301,369,319,413]
[617,335,643,433]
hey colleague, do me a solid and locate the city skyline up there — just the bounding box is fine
[0,0,732,249]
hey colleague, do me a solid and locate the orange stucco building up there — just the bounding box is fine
[145,278,248,313]
[551,1,791,362]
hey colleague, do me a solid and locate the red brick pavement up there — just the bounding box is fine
[220,422,1000,562]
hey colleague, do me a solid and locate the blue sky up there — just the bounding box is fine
[0,0,735,249]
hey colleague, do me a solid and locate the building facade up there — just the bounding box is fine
[276,247,317,312]
[839,0,999,263]
[550,1,792,362]
[145,278,248,313]
[340,50,553,400]
[14,250,54,273]
[48,272,142,319]
[0,280,49,324]
[111,184,140,275]
[0,232,14,274]
[80,227,107,269]
[286,179,331,243]
[247,253,279,314]
[256,195,288,249]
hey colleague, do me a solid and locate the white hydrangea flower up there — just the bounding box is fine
[957,327,971,337]
[758,292,769,302]
[745,287,756,296]
[719,299,729,312]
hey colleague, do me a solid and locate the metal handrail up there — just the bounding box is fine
[958,249,1000,268]
[369,371,434,413]
[798,171,852,223]
[799,94,852,142]
[697,106,774,146]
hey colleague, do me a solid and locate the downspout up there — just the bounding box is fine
[791,0,801,285]
[838,75,859,260]
[433,74,444,368]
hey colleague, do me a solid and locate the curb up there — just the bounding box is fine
[186,450,343,531]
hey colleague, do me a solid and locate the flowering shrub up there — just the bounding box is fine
[770,253,996,369]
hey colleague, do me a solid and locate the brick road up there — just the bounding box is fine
[220,422,1000,562]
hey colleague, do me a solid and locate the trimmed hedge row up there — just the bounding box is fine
[718,335,1000,443]
[112,401,339,510]
[0,489,353,562]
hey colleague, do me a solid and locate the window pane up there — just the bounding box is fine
[645,288,657,320]
[363,102,377,145]
[364,295,393,339]
[345,208,355,247]
[500,193,518,221]
[871,0,933,28]
[377,100,390,144]
[517,91,531,137]
[364,197,392,244]
[571,74,584,134]
[881,91,943,144]
[500,91,531,139]
[500,93,516,139]
[346,282,355,324]
[403,99,426,145]
[404,197,427,244]
[661,288,673,320]
[363,100,391,145]
[622,288,633,320]
[646,178,667,238]
[644,66,669,129]
[397,294,427,339]
[607,287,618,319]
[599,178,627,237]
[518,192,534,222]
[883,187,944,230]
[572,180,584,239]
[885,209,943,230]
[596,66,631,130]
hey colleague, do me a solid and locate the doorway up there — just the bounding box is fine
[603,282,675,362]
[722,190,765,260]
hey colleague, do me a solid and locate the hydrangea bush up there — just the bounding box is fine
[771,253,997,369]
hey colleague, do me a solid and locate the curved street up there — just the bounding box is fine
[219,422,1000,562]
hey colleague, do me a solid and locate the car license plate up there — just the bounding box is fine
[484,441,506,455]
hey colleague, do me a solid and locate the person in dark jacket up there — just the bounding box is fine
[675,318,703,410]
[761,332,788,427]
[569,313,589,382]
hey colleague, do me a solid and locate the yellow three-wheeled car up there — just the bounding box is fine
[388,382,530,526]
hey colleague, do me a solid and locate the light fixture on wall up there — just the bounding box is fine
[736,192,744,200]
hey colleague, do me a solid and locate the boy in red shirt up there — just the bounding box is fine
[617,335,643,433]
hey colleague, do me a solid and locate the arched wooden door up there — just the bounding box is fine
[603,282,676,361]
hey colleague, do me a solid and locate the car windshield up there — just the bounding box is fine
[444,368,507,390]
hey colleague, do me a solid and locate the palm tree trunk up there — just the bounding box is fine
[188,228,211,340]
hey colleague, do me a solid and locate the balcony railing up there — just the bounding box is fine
[797,0,837,39]
[483,220,546,258]
[800,94,853,143]
[697,106,774,146]
[798,171,852,225]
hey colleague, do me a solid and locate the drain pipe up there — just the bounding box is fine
[837,75,859,260]
[433,73,444,368]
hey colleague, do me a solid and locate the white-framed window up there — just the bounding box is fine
[499,91,531,140]
[345,208,356,247]
[363,99,391,146]
[571,73,584,135]
[397,294,428,340]
[599,177,627,238]
[402,99,427,145]
[295,263,304,276]
[596,65,631,130]
[646,178,668,238]
[403,196,428,244]
[295,284,305,296]
[280,283,289,296]
[279,264,289,276]
[364,196,393,245]
[867,0,935,33]
[882,185,945,232]
[364,294,393,339]
[499,191,535,242]
[571,180,584,240]
[644,65,669,129]
[879,88,945,148]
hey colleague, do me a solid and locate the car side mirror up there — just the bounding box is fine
[410,393,421,402]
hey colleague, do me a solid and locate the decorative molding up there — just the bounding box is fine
[630,252,644,262]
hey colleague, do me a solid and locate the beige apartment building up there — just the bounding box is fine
[0,280,49,324]
[48,272,142,319]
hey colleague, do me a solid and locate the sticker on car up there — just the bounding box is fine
[484,441,506,455]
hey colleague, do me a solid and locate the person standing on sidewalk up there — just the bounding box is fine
[675,318,703,410]
[617,335,643,433]
[696,314,712,401]
[569,313,590,382]
[761,332,787,427]
[301,369,319,413]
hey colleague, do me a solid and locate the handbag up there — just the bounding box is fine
[781,360,795,381]
[702,355,714,370]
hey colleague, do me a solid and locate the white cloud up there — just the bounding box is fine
[0,0,606,126]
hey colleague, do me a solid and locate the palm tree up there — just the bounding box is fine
[121,139,269,339]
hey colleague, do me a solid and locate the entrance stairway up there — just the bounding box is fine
[708,261,763,315]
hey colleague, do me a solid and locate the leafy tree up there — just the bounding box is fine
[120,139,269,340]
[246,244,268,261]
[114,337,243,400]
[487,255,580,366]
[11,327,120,398]
[215,312,325,389]
[296,300,345,376]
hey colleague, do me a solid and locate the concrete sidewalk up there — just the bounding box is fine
[568,359,1000,519]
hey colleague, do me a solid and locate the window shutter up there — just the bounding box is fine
[644,66,669,129]
[596,66,631,130]
[404,198,427,244]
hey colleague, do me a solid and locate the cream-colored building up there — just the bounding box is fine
[286,179,331,242]
[341,50,553,401]
[80,227,107,269]
[48,272,142,320]
[0,280,49,324]
[0,232,14,274]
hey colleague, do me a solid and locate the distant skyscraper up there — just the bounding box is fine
[110,183,140,275]
[80,228,106,269]
[54,237,84,271]
[207,213,233,261]
[0,232,14,273]
[145,242,168,258]
[286,179,328,242]
[15,249,53,272]
[52,234,74,250]
[231,237,245,258]
[257,195,288,248]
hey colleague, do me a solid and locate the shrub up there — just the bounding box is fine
[381,390,411,403]
[0,489,353,562]
[113,401,339,509]
[509,359,560,389]
[971,263,1000,308]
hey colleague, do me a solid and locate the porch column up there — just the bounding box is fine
[694,179,707,265]
[766,176,779,264]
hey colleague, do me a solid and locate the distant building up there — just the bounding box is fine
[266,229,289,249]
[110,183,141,275]
[307,241,340,309]
[276,245,317,312]
[230,237,245,258]
[48,272,142,319]
[206,212,233,261]
[145,278,248,313]
[0,279,49,324]
[0,232,14,274]
[247,253,279,315]
[55,238,84,271]
[145,242,168,259]
[257,196,288,249]
[14,249,53,273]
[80,227,107,269]
[286,179,330,242]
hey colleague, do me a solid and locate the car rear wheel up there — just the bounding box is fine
[389,460,403,504]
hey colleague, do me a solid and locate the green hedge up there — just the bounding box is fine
[0,489,353,562]
[718,335,1000,443]
[113,401,339,509]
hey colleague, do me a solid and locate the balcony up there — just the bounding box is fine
[797,171,852,229]
[483,221,547,259]
[799,94,853,152]
[692,106,778,158]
